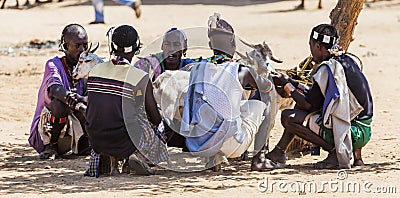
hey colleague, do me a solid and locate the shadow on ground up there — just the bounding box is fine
[0,142,398,196]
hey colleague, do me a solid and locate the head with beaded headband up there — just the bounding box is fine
[309,24,339,63]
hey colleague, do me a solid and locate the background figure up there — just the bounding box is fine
[135,28,194,81]
[90,0,141,24]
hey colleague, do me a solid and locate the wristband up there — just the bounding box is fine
[297,83,310,92]
[284,83,296,96]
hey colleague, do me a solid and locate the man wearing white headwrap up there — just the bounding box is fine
[179,13,280,171]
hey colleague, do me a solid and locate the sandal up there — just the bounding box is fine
[251,158,285,171]
[251,151,286,171]
[39,144,58,159]
[129,153,154,175]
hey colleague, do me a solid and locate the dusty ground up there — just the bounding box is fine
[0,0,400,197]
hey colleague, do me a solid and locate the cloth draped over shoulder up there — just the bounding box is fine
[180,62,244,157]
[313,59,363,169]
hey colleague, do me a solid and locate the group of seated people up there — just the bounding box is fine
[28,13,373,177]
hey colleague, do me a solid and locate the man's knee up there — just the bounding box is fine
[46,99,70,118]
[281,109,294,127]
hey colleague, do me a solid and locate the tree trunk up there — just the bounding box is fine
[330,0,366,51]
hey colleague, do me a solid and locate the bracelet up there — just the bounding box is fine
[288,78,299,88]
[284,83,296,96]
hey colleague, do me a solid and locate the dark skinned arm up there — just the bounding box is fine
[271,72,314,111]
[143,78,162,126]
[238,65,258,90]
[289,90,313,111]
[48,84,87,107]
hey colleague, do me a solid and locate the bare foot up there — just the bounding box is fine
[209,164,222,172]
[265,147,287,164]
[295,4,305,10]
[353,159,365,166]
[314,151,339,169]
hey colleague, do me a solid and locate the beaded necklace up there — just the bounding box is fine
[207,54,234,64]
[61,56,78,90]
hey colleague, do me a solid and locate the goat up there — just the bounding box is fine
[235,40,294,156]
[69,43,101,117]
[72,42,103,79]
[236,39,293,111]
[237,40,312,157]
[152,70,190,130]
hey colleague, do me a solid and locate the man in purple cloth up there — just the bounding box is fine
[29,24,91,159]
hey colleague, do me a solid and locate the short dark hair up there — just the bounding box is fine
[111,25,141,53]
[59,24,86,50]
[310,24,339,49]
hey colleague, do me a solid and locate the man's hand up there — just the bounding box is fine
[65,92,86,107]
[270,71,289,87]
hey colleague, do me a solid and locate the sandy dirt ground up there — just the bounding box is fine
[0,0,400,197]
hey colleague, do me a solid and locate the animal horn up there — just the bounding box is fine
[85,42,92,54]
[270,55,283,63]
[90,42,100,53]
[239,38,255,49]
[246,52,255,65]
[236,51,247,60]
[262,41,283,63]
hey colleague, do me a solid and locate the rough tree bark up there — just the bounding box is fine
[330,0,366,51]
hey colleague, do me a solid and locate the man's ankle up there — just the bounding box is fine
[273,145,286,155]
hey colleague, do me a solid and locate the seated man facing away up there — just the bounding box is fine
[267,24,372,169]
[179,14,277,171]
[84,25,168,177]
[29,24,90,159]
[134,27,195,81]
